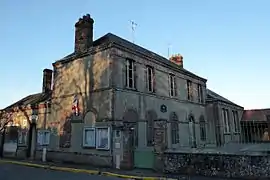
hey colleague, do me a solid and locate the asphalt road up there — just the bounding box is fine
[0,162,239,180]
[0,163,122,180]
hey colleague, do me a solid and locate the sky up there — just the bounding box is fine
[0,0,269,110]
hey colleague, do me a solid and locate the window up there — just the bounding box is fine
[170,112,179,145]
[169,74,177,97]
[146,66,155,92]
[83,127,95,147]
[199,116,206,141]
[18,129,27,145]
[222,109,230,133]
[37,130,50,146]
[232,111,240,132]
[187,80,193,100]
[96,127,110,150]
[197,84,203,103]
[146,111,157,146]
[126,59,136,89]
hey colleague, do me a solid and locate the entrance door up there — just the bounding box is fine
[27,123,36,158]
[121,123,135,170]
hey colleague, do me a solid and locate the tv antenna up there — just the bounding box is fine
[130,20,137,43]
[168,43,172,58]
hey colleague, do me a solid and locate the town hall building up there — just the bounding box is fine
[1,14,244,171]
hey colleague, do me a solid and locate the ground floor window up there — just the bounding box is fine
[82,127,95,147]
[37,130,50,146]
[18,129,28,145]
[96,127,110,150]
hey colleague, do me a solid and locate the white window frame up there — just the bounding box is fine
[126,59,135,89]
[146,65,154,92]
[82,127,96,148]
[37,130,50,146]
[96,127,110,150]
[169,74,176,97]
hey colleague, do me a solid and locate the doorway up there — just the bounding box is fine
[26,123,36,158]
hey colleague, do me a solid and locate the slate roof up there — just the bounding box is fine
[206,89,243,108]
[4,92,50,111]
[55,33,207,82]
[242,109,270,122]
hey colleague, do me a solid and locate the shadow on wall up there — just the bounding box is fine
[51,50,111,150]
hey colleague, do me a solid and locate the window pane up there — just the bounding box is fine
[96,128,109,149]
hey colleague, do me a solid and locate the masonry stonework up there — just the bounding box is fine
[164,152,270,179]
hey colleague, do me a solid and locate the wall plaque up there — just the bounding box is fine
[160,104,167,113]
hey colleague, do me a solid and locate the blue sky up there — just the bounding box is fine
[0,0,269,109]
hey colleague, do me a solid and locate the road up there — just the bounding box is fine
[0,162,239,180]
[0,163,122,180]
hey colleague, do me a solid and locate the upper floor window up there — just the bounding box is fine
[197,84,203,103]
[232,110,240,133]
[170,112,179,145]
[146,66,155,92]
[125,59,136,89]
[222,108,230,133]
[187,80,193,100]
[169,74,177,97]
[199,116,206,141]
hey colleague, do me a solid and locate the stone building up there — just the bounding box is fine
[0,69,52,158]
[43,14,208,170]
[206,89,244,147]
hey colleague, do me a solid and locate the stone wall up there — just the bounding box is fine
[164,152,270,179]
[35,150,112,168]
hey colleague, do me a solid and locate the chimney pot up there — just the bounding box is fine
[169,54,184,68]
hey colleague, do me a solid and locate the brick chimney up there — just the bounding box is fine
[42,69,53,93]
[169,54,183,68]
[74,14,94,53]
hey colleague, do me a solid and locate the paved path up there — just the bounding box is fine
[0,163,122,180]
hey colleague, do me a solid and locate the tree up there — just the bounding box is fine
[0,110,13,157]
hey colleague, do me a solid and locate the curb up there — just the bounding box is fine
[0,159,177,180]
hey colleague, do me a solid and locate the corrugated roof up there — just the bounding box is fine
[206,89,243,108]
[242,109,270,122]
[4,92,50,110]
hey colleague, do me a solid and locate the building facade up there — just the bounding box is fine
[206,89,244,147]
[0,69,52,158]
[44,14,208,170]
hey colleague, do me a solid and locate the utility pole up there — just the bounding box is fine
[130,20,137,43]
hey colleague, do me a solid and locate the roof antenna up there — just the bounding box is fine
[168,43,172,58]
[129,20,137,43]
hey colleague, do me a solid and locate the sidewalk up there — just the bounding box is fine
[0,158,239,180]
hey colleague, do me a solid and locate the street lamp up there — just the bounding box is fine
[30,115,38,124]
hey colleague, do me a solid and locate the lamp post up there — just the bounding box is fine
[30,115,38,124]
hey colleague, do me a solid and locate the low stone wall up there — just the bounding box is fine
[35,150,112,168]
[164,152,270,179]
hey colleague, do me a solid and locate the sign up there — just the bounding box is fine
[160,104,167,113]
[72,95,80,116]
